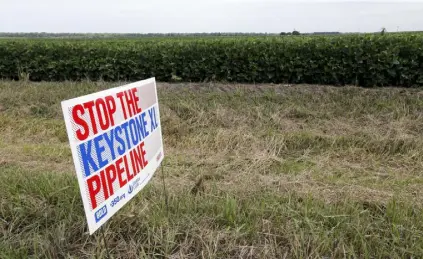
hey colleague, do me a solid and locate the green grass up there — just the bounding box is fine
[1,81,423,258]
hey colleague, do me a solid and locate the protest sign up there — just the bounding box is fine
[61,78,164,234]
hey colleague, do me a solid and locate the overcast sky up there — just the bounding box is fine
[1,0,422,33]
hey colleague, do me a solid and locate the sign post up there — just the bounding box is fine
[61,78,164,235]
[100,227,111,258]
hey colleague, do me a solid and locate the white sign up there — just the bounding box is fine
[61,78,164,234]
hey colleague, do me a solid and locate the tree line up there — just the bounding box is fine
[0,31,344,38]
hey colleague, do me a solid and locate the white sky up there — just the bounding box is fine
[1,0,422,33]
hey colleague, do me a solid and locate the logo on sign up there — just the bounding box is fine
[128,177,142,194]
[110,194,126,207]
[156,151,162,162]
[94,205,108,222]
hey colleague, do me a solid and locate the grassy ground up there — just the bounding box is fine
[1,81,423,258]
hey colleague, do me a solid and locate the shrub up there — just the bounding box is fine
[0,34,422,87]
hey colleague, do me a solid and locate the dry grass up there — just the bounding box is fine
[1,81,423,258]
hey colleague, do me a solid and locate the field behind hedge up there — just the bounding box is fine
[1,34,423,86]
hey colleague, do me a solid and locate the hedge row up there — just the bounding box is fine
[0,35,422,86]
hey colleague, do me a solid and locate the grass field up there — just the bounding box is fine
[1,81,423,258]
